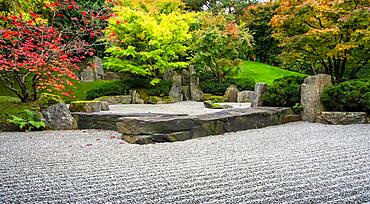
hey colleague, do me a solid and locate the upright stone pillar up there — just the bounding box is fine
[251,83,267,107]
[169,73,183,102]
[300,74,332,122]
[189,65,204,101]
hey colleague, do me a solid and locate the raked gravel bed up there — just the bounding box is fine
[107,101,251,116]
[0,122,369,203]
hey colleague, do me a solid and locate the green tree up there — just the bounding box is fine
[243,2,280,65]
[104,0,196,81]
[191,13,253,82]
[183,0,257,18]
[272,0,370,82]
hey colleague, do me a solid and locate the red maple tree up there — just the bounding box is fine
[0,16,79,102]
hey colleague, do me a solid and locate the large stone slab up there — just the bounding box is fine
[72,112,187,130]
[301,74,332,122]
[316,112,368,125]
[119,107,293,144]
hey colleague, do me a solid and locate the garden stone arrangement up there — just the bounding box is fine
[71,101,295,144]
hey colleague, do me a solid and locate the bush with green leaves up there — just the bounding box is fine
[321,79,370,113]
[191,13,253,82]
[7,110,45,131]
[103,0,195,82]
[85,78,173,100]
[199,71,255,95]
[262,76,306,107]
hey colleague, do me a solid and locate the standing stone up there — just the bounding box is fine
[80,66,96,82]
[224,85,239,102]
[300,74,332,122]
[38,93,78,130]
[94,56,104,80]
[41,103,78,130]
[132,90,145,104]
[189,65,204,101]
[237,91,254,103]
[169,74,183,102]
[181,69,190,86]
[251,83,267,107]
[181,86,191,101]
[100,101,110,111]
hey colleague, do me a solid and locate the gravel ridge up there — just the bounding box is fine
[0,122,369,203]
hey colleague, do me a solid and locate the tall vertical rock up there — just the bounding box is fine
[169,73,183,102]
[189,65,204,101]
[251,83,267,107]
[300,74,332,122]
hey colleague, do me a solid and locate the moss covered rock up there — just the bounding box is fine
[69,101,106,113]
[38,93,64,109]
[203,94,226,103]
[147,96,175,104]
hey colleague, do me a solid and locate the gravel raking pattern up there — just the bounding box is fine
[0,122,369,203]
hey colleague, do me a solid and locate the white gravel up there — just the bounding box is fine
[0,122,369,203]
[107,101,251,116]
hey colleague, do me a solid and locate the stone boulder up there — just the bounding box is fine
[80,67,96,82]
[204,101,232,109]
[69,101,108,112]
[147,96,175,104]
[300,74,332,122]
[251,83,267,107]
[181,86,191,101]
[100,101,110,111]
[169,74,183,102]
[237,91,254,103]
[39,93,77,130]
[95,95,132,105]
[131,90,145,104]
[94,56,104,80]
[79,57,104,82]
[224,85,239,102]
[316,112,368,125]
[189,65,204,101]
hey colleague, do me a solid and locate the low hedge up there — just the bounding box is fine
[200,78,255,95]
[321,79,370,113]
[262,76,306,107]
[85,79,172,100]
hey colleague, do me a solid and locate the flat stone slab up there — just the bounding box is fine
[118,107,293,144]
[72,102,294,144]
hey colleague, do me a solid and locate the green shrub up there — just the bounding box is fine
[200,77,255,96]
[85,78,173,100]
[234,78,255,91]
[85,80,130,100]
[200,80,231,95]
[262,76,306,107]
[147,80,172,96]
[321,79,370,113]
[7,110,45,131]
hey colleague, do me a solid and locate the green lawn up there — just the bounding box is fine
[238,61,307,85]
